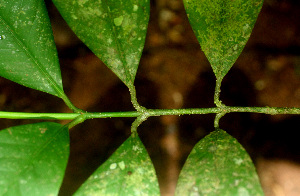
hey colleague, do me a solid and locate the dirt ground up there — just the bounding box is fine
[0,0,300,195]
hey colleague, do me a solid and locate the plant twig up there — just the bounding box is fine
[2,106,300,121]
[131,113,149,137]
[214,112,227,128]
[66,114,87,129]
[127,82,146,112]
[214,77,224,107]
[60,93,84,113]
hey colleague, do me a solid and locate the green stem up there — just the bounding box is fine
[214,112,227,128]
[60,93,84,113]
[225,106,300,114]
[0,111,81,120]
[214,77,224,107]
[85,111,139,119]
[2,106,300,120]
[131,113,149,137]
[66,114,87,129]
[127,83,146,112]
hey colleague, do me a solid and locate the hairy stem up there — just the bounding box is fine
[131,113,149,137]
[214,77,224,107]
[214,112,227,128]
[127,82,146,112]
[2,106,300,120]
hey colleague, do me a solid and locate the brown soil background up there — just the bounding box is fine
[0,0,300,195]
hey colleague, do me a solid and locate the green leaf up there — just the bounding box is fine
[52,0,150,87]
[0,122,70,196]
[0,0,64,97]
[74,135,160,196]
[183,0,263,80]
[175,129,264,196]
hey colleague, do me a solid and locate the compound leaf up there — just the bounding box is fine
[0,122,69,196]
[52,0,150,87]
[183,0,263,80]
[0,0,64,97]
[74,135,160,196]
[176,129,264,196]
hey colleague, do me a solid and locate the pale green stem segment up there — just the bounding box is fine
[0,111,81,120]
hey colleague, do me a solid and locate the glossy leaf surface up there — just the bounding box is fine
[52,0,150,87]
[176,129,264,196]
[183,0,263,80]
[0,122,69,196]
[74,135,160,196]
[0,0,64,97]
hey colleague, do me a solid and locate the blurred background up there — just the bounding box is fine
[0,0,300,195]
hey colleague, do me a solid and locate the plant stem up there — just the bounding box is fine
[60,93,84,113]
[127,83,146,112]
[2,106,300,121]
[66,114,87,129]
[214,112,227,128]
[214,77,223,107]
[0,111,81,120]
[131,113,149,137]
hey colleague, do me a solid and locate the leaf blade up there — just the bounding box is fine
[0,0,64,97]
[183,0,263,80]
[52,0,150,87]
[0,122,70,196]
[74,135,160,196]
[176,129,264,196]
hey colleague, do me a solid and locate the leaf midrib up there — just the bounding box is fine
[102,0,133,86]
[0,14,64,97]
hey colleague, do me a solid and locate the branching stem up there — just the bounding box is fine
[1,106,300,120]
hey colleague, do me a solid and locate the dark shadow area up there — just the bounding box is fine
[251,115,300,163]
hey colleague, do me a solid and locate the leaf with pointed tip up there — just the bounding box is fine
[0,122,69,196]
[52,0,150,87]
[176,129,264,196]
[183,0,263,80]
[0,0,65,97]
[74,135,160,196]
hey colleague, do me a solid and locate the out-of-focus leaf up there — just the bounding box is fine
[52,0,150,87]
[183,0,263,80]
[0,122,69,196]
[176,129,264,196]
[74,135,160,196]
[0,0,64,97]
